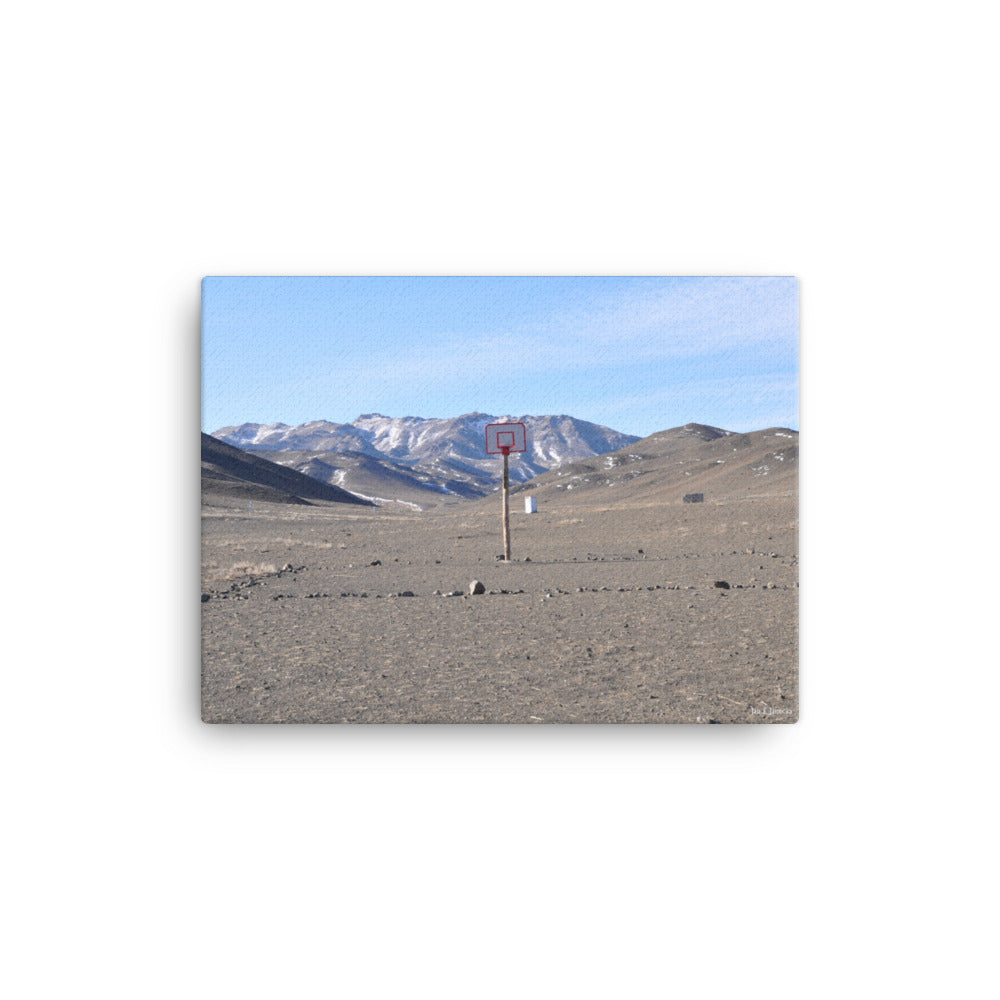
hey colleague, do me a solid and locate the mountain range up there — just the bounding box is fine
[205,414,798,510]
[211,413,640,508]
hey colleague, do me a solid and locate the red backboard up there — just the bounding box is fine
[485,422,527,455]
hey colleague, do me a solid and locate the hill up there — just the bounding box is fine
[507,423,798,507]
[200,434,375,508]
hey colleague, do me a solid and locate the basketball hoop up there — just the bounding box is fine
[484,422,527,561]
[485,422,527,455]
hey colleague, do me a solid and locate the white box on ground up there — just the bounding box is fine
[525,496,537,513]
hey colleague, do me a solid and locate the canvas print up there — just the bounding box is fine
[201,276,799,723]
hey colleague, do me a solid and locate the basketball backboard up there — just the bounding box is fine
[485,421,527,455]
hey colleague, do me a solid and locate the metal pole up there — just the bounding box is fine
[502,448,511,562]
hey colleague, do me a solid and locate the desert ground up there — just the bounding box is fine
[201,492,798,723]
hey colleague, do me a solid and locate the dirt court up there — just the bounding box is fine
[201,495,798,723]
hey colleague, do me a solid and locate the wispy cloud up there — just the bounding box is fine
[204,276,799,433]
[513,276,798,362]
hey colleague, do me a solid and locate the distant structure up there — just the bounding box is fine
[524,496,537,514]
[683,493,704,503]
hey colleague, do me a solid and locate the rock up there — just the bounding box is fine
[201,593,210,603]
[713,581,731,589]
[370,559,382,566]
[469,580,486,595]
[400,590,415,597]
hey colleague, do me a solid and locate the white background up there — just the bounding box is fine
[4,2,996,996]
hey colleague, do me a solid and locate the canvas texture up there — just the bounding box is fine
[201,276,799,723]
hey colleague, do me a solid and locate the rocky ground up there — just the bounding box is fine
[201,494,798,723]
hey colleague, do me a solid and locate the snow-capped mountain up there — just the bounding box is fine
[211,413,641,508]
[213,420,377,455]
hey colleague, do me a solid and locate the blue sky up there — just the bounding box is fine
[201,276,798,438]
